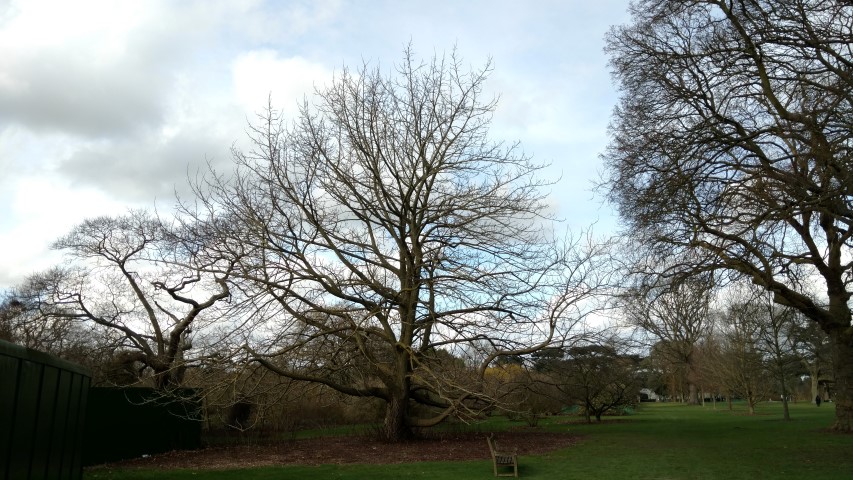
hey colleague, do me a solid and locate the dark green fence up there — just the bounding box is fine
[83,388,202,466]
[0,339,91,480]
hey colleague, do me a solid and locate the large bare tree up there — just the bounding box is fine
[603,0,853,431]
[21,210,234,390]
[194,48,606,441]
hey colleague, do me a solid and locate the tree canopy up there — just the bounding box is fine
[190,48,607,441]
[603,0,853,431]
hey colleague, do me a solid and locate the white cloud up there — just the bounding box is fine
[0,175,131,286]
[231,50,333,119]
[0,0,173,137]
[0,0,264,139]
[0,0,633,290]
[0,0,148,55]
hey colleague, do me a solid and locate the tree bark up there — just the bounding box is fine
[830,333,853,432]
[811,374,820,405]
[383,390,413,442]
[687,383,699,405]
[780,378,790,421]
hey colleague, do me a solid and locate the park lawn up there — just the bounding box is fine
[85,401,853,480]
[540,401,852,479]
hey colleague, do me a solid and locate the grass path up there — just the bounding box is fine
[86,402,853,479]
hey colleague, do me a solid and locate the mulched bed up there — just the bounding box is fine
[87,431,582,470]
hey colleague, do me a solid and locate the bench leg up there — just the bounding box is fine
[492,463,518,477]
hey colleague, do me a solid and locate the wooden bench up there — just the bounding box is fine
[486,434,518,477]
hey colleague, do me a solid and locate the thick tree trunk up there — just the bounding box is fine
[153,363,185,391]
[811,374,820,404]
[686,359,701,405]
[383,342,414,442]
[383,392,413,442]
[687,383,700,405]
[830,333,853,432]
[382,298,416,443]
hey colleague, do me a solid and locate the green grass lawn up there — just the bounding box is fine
[85,401,853,480]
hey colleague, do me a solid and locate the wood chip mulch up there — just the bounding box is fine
[87,431,582,470]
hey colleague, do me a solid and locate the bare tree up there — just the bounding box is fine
[193,48,607,441]
[0,284,111,366]
[752,291,800,420]
[707,297,773,415]
[790,314,833,403]
[622,277,712,404]
[0,294,16,342]
[603,0,853,431]
[23,210,234,390]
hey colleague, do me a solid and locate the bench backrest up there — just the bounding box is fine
[486,435,498,456]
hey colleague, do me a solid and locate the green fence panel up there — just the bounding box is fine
[30,365,60,479]
[69,379,89,479]
[0,354,20,474]
[7,359,42,479]
[46,369,73,479]
[83,388,202,466]
[0,340,91,480]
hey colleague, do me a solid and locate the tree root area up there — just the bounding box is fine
[87,431,581,470]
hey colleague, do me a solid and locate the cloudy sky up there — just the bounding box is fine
[0,0,630,290]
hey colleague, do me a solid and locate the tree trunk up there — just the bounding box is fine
[780,380,790,421]
[830,333,853,432]
[383,344,413,442]
[687,359,701,405]
[383,392,412,442]
[688,383,699,405]
[811,373,820,404]
[383,299,416,443]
